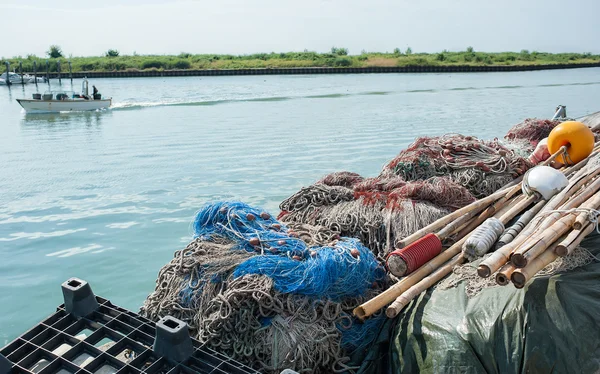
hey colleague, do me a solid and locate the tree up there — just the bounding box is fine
[331,47,348,56]
[393,48,401,55]
[47,45,63,58]
[405,47,412,55]
[105,49,120,57]
[466,46,474,53]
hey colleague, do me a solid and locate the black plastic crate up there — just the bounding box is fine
[0,278,258,374]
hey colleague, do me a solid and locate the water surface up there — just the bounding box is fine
[1,69,599,343]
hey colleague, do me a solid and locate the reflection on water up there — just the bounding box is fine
[21,110,108,127]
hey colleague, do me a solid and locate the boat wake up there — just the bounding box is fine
[110,80,600,111]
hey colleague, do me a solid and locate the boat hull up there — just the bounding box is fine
[16,99,111,112]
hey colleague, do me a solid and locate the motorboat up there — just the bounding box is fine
[0,72,45,85]
[16,78,111,112]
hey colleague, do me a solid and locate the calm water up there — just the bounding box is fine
[1,69,599,343]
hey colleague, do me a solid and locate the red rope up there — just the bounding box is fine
[386,233,442,274]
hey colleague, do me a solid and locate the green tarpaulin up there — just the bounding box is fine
[358,234,600,374]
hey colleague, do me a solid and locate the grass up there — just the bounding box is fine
[2,50,599,73]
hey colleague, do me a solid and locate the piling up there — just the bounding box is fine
[45,60,49,82]
[68,60,72,83]
[4,61,10,86]
[19,61,24,85]
[57,60,61,83]
[33,61,37,85]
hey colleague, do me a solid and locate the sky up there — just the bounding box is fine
[2,0,599,57]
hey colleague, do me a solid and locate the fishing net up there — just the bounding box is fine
[436,246,597,298]
[379,134,533,197]
[279,194,450,260]
[141,201,387,373]
[504,118,562,148]
[318,171,364,188]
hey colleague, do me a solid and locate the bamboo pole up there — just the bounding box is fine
[386,254,464,318]
[555,222,595,257]
[398,146,568,249]
[493,194,526,219]
[497,194,536,223]
[361,147,595,317]
[354,235,468,319]
[477,199,546,278]
[436,207,483,239]
[495,263,517,286]
[482,164,600,276]
[496,200,546,248]
[511,216,575,267]
[456,190,521,238]
[513,173,600,256]
[538,161,600,216]
[396,190,506,249]
[511,245,560,289]
[573,189,600,230]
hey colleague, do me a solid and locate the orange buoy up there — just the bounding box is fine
[547,121,594,164]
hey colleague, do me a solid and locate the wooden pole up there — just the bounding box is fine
[478,199,546,278]
[69,60,73,83]
[396,187,509,249]
[555,222,595,257]
[573,189,600,230]
[46,60,50,82]
[354,235,468,319]
[456,188,520,238]
[57,60,61,83]
[33,61,37,85]
[386,254,464,318]
[511,172,600,259]
[493,194,526,220]
[511,245,560,288]
[19,61,24,85]
[4,61,10,86]
[495,262,517,286]
[498,194,537,223]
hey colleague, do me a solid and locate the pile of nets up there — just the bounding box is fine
[380,134,533,197]
[277,121,564,259]
[141,201,387,373]
[504,118,562,148]
[278,176,475,259]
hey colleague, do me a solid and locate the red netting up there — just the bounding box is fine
[379,134,533,197]
[318,171,364,188]
[353,177,475,211]
[353,177,407,193]
[386,177,476,211]
[504,118,561,147]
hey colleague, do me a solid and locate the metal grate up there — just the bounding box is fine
[0,278,258,374]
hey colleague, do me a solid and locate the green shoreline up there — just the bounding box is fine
[3,50,599,73]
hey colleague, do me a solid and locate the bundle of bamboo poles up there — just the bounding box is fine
[355,142,600,320]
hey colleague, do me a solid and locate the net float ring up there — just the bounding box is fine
[547,121,595,165]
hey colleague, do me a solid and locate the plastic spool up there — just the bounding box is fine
[386,233,442,277]
[462,218,505,261]
[547,121,595,165]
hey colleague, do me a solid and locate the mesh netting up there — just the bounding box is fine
[141,202,387,373]
[437,246,597,297]
[504,118,562,147]
[379,134,533,197]
[318,171,364,188]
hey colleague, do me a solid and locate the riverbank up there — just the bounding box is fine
[4,51,600,76]
[27,63,600,79]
